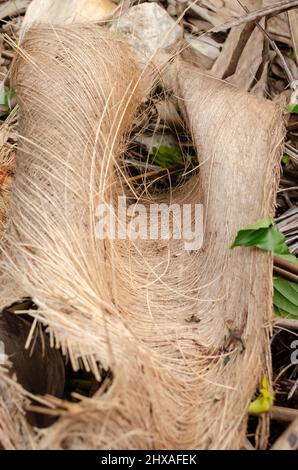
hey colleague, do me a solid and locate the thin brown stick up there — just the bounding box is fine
[274,256,298,275]
[271,406,298,422]
[277,186,298,192]
[273,266,298,283]
[126,167,169,183]
[243,438,255,450]
[126,166,183,183]
[284,144,298,162]
[211,1,298,33]
[274,318,298,329]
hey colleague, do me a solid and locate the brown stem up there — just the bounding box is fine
[274,318,298,329]
[271,406,298,422]
[273,266,298,283]
[274,255,298,275]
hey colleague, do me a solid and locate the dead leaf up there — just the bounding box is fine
[288,9,298,63]
[251,58,270,97]
[267,12,292,46]
[211,22,256,79]
[227,21,265,90]
[211,0,298,33]
[21,0,117,36]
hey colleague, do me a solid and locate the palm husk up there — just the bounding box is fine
[0,24,285,449]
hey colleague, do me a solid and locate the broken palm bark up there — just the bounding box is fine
[0,23,285,449]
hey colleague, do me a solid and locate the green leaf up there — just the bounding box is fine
[289,49,296,60]
[285,103,298,114]
[230,217,289,254]
[230,216,297,259]
[273,290,298,317]
[244,216,273,231]
[274,277,298,305]
[3,88,15,108]
[282,154,290,164]
[151,145,183,168]
[231,218,298,319]
[274,305,298,319]
[277,253,298,265]
[274,305,289,317]
[0,85,15,111]
[273,277,298,318]
[71,379,92,390]
[248,376,274,414]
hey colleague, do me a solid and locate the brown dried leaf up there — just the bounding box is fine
[211,22,256,79]
[288,9,298,63]
[267,13,292,46]
[227,21,265,90]
[211,0,298,33]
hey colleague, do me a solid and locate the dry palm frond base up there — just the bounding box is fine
[0,21,285,450]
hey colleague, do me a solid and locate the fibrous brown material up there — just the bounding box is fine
[0,365,34,450]
[0,113,15,235]
[0,24,285,449]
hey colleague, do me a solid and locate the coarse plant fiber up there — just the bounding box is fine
[0,24,285,449]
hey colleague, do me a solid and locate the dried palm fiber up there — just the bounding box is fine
[0,112,16,235]
[0,24,285,449]
[0,364,35,450]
